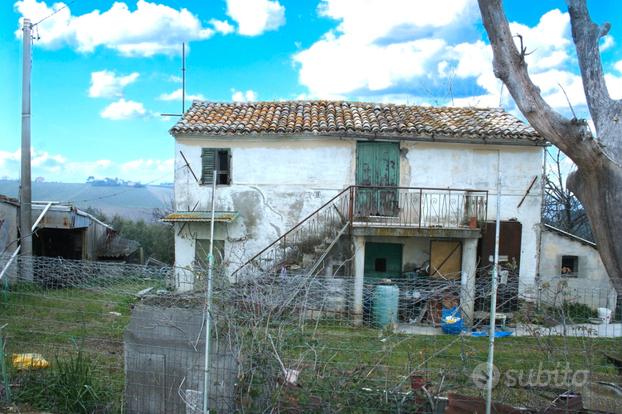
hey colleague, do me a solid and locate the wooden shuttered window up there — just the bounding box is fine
[201,148,231,185]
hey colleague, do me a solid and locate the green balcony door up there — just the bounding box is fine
[355,141,400,216]
[364,242,403,279]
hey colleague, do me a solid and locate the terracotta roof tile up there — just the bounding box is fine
[170,100,543,144]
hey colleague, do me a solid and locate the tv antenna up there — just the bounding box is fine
[161,42,186,117]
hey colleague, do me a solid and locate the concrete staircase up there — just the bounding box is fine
[231,188,354,281]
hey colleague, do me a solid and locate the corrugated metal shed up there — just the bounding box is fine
[31,204,114,230]
[162,211,239,223]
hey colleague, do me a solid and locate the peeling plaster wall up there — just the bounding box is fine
[173,135,544,285]
[174,137,356,278]
[401,142,544,286]
[539,229,616,310]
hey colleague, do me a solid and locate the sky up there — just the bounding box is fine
[0,0,621,184]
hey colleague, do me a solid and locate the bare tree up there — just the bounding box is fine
[478,0,622,293]
[152,196,175,222]
[543,148,592,241]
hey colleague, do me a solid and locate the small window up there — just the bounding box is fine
[374,258,387,272]
[201,148,231,185]
[561,255,579,277]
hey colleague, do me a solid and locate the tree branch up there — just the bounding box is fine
[477,0,600,167]
[566,0,612,125]
[566,0,622,160]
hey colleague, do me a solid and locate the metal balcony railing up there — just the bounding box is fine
[351,186,488,229]
[231,186,488,280]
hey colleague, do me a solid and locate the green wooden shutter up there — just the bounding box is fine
[201,148,216,184]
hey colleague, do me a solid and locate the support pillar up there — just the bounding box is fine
[174,224,195,292]
[353,236,365,325]
[460,238,478,326]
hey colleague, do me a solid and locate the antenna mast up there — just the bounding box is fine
[182,42,186,114]
[159,43,187,118]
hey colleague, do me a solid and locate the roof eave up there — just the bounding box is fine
[543,223,597,248]
[170,130,546,146]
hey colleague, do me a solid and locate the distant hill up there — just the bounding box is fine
[0,180,173,221]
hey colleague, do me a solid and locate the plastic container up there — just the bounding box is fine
[441,306,463,334]
[372,285,399,327]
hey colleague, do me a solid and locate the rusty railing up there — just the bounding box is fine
[351,186,488,229]
[231,186,488,280]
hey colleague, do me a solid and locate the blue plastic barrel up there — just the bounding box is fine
[372,285,399,327]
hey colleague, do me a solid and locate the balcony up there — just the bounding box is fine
[349,186,488,237]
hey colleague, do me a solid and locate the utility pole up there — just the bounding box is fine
[20,18,33,275]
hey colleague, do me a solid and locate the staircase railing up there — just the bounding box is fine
[231,187,354,281]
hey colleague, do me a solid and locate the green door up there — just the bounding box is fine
[364,242,403,279]
[355,142,399,216]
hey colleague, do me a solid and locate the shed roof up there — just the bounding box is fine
[543,224,596,248]
[170,100,544,144]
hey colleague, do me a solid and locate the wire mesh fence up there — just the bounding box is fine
[0,256,620,413]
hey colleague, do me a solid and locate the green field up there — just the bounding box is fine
[0,282,619,413]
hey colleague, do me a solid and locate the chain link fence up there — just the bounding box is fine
[0,256,620,413]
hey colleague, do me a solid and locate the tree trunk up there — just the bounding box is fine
[478,0,622,295]
[568,163,622,294]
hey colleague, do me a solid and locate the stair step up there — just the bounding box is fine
[314,245,328,254]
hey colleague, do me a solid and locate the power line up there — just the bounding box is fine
[32,0,79,27]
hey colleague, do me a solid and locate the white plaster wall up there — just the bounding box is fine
[402,142,544,286]
[175,137,356,278]
[174,222,229,290]
[173,135,544,285]
[539,229,616,310]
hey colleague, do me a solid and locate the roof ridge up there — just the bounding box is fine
[189,99,503,112]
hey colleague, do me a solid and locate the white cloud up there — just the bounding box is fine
[600,35,614,52]
[604,73,622,100]
[294,1,622,116]
[168,75,183,83]
[14,0,215,56]
[508,9,571,72]
[231,89,257,102]
[121,158,174,176]
[226,0,285,36]
[0,149,21,168]
[158,88,206,101]
[101,98,147,120]
[0,147,173,183]
[210,18,235,35]
[89,70,139,98]
[294,0,479,99]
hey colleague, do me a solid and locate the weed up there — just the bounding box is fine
[13,344,112,413]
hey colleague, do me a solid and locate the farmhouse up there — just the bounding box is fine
[165,100,560,323]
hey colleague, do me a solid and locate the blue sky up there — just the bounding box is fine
[0,0,620,183]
